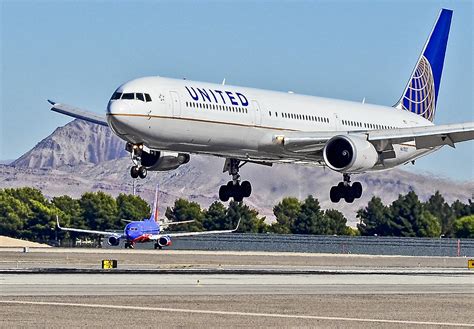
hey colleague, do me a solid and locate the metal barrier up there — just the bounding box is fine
[167,234,474,257]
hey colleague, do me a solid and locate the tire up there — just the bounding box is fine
[130,166,139,179]
[241,181,252,198]
[138,166,147,179]
[344,186,355,203]
[219,185,230,202]
[330,186,341,203]
[352,182,362,198]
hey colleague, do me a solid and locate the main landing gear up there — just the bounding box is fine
[124,241,135,249]
[129,144,147,179]
[330,174,362,203]
[218,158,252,202]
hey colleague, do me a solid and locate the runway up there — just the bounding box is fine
[0,249,473,328]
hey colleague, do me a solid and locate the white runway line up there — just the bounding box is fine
[1,300,473,327]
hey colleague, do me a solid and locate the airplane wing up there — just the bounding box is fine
[151,219,241,239]
[48,100,108,126]
[273,122,474,153]
[56,216,121,237]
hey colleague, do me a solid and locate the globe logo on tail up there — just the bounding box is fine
[401,56,436,121]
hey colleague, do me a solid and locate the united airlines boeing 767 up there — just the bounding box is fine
[50,9,473,203]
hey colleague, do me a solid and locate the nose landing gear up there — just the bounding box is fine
[330,174,363,203]
[218,158,252,202]
[129,143,147,179]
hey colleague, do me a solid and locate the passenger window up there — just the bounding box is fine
[136,93,145,102]
[122,93,134,100]
[145,93,152,102]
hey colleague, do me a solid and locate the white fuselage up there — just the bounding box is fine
[106,76,435,171]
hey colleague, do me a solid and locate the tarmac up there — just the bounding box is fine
[0,248,473,328]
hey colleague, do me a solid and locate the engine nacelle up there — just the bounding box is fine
[323,135,379,173]
[142,151,190,171]
[158,236,172,247]
[107,236,120,246]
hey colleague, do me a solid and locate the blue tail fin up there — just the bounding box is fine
[395,9,452,122]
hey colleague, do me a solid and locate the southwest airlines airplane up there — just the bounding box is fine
[57,185,240,249]
[50,9,473,204]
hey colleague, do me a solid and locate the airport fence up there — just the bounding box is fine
[166,234,474,257]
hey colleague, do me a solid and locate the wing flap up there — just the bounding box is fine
[368,122,474,150]
[48,100,108,126]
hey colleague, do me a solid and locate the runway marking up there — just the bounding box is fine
[1,300,473,327]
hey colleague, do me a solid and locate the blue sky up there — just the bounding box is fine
[1,0,472,181]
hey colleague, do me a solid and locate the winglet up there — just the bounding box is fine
[47,99,56,106]
[232,218,241,232]
[56,215,62,229]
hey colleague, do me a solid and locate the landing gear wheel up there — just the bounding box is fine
[241,181,252,198]
[130,166,139,179]
[154,243,162,250]
[330,175,363,203]
[233,184,244,202]
[138,166,147,179]
[344,187,355,203]
[219,185,230,202]
[352,182,362,199]
[330,186,341,203]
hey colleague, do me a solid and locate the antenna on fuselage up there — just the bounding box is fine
[222,78,226,85]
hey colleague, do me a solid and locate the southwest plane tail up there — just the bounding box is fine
[149,184,159,223]
[395,8,452,122]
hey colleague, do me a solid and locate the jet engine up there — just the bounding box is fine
[107,236,120,246]
[158,236,172,247]
[141,151,190,171]
[323,135,379,173]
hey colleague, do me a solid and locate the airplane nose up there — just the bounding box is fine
[107,100,130,115]
[107,101,131,135]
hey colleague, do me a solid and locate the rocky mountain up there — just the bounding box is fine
[11,120,127,168]
[2,119,473,225]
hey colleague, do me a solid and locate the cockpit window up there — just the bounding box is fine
[136,93,145,102]
[145,93,152,102]
[111,92,122,100]
[122,93,134,100]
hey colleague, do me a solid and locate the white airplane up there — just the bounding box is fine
[50,9,473,204]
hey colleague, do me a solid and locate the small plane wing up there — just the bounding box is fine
[161,219,195,227]
[56,216,121,237]
[273,122,474,153]
[150,218,241,239]
[48,100,108,126]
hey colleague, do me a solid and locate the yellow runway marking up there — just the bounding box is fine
[1,300,472,327]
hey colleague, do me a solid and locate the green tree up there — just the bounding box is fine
[116,193,150,222]
[52,195,86,243]
[0,191,29,238]
[357,197,392,236]
[227,201,267,233]
[165,198,204,231]
[390,191,440,237]
[271,197,301,234]
[79,191,119,232]
[202,201,229,230]
[425,191,454,236]
[452,215,474,238]
[291,195,327,234]
[451,200,473,219]
[324,209,350,235]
